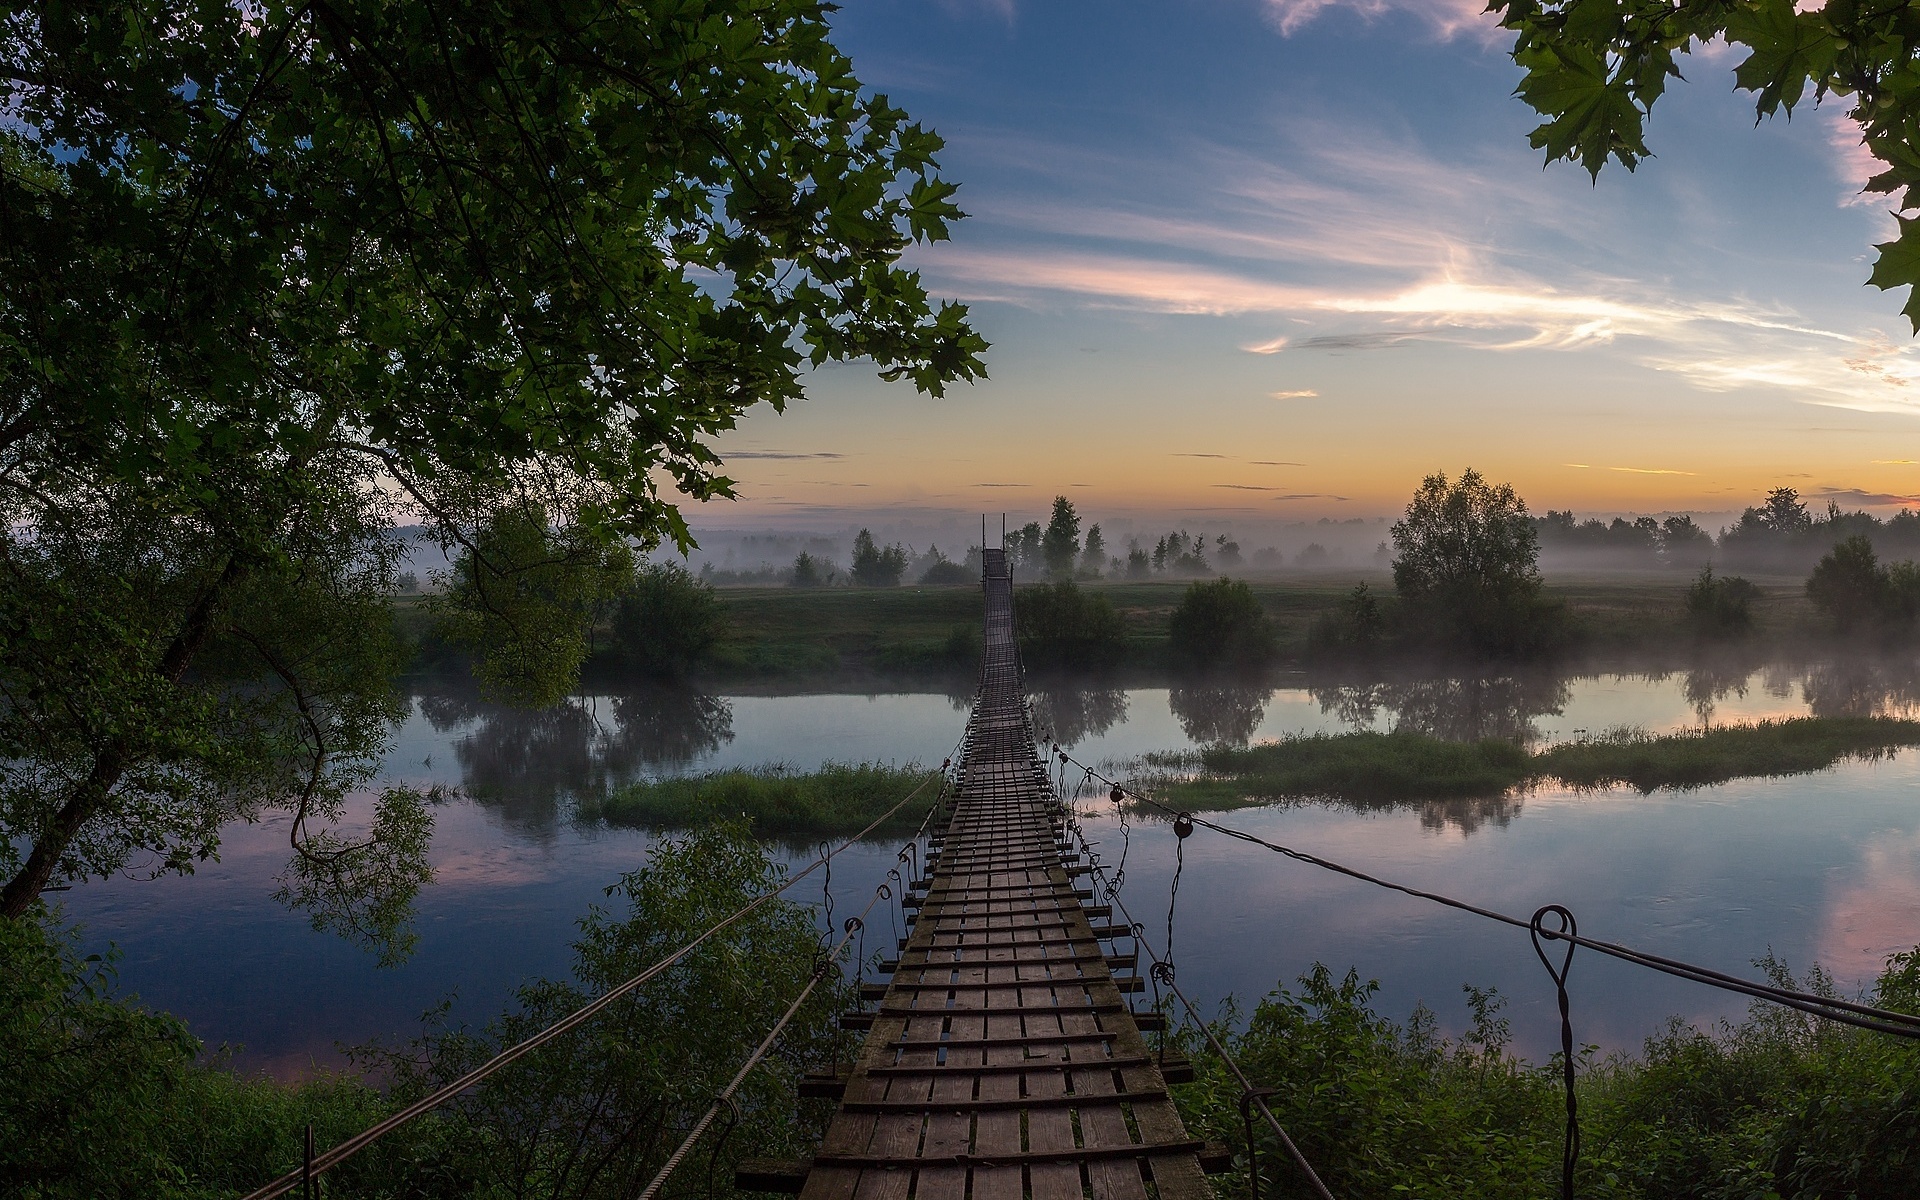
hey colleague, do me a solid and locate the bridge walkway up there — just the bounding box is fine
[792,548,1212,1200]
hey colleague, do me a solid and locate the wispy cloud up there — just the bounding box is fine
[1269,389,1319,399]
[1262,0,1496,42]
[1565,464,1698,475]
[1874,459,1920,464]
[1173,452,1229,458]
[726,450,846,460]
[1252,460,1306,466]
[1815,488,1920,506]
[1272,493,1350,501]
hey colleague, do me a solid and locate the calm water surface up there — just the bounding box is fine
[58,663,1920,1075]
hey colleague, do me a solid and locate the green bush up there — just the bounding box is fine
[1168,577,1278,668]
[1172,951,1920,1200]
[1014,580,1126,670]
[1683,564,1762,636]
[610,561,727,678]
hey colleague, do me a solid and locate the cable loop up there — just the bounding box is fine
[1238,1086,1283,1200]
[1149,961,1177,985]
[1531,905,1580,1200]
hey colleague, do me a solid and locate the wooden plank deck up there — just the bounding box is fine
[796,548,1212,1200]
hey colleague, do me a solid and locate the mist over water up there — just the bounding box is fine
[54,658,1920,1075]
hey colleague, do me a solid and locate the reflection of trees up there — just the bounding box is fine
[1414,793,1524,835]
[1804,656,1920,718]
[1030,684,1128,747]
[411,681,735,832]
[1309,672,1571,743]
[1168,684,1271,748]
[600,688,735,776]
[1681,659,1756,725]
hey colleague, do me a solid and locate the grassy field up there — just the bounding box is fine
[1145,716,1920,809]
[691,569,1821,682]
[396,569,1827,686]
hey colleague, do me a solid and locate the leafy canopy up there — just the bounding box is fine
[0,0,984,941]
[1493,0,1920,328]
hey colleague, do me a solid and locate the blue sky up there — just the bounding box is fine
[701,0,1920,536]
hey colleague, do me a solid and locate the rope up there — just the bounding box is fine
[635,886,890,1200]
[237,774,941,1200]
[1060,795,1335,1200]
[1055,749,1920,1041]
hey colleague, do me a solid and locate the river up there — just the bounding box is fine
[55,657,1920,1075]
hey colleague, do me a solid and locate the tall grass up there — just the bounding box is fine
[1154,716,1920,807]
[584,761,941,837]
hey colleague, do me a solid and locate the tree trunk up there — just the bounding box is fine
[0,747,129,917]
[0,554,243,917]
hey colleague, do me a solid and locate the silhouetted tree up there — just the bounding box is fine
[1391,469,1558,655]
[1081,524,1107,576]
[789,552,830,588]
[1043,496,1082,578]
[850,529,908,587]
[1807,536,1892,632]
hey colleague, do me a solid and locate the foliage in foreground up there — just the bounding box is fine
[2,824,852,1199]
[0,0,981,936]
[1174,951,1920,1200]
[1151,717,1920,808]
[585,762,942,837]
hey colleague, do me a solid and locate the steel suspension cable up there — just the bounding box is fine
[238,773,944,1200]
[1057,782,1335,1200]
[1054,750,1920,1040]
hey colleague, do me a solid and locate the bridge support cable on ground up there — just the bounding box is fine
[759,548,1220,1200]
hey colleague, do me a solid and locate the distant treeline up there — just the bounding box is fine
[1536,485,1920,573]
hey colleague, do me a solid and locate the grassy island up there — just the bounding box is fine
[1149,716,1920,808]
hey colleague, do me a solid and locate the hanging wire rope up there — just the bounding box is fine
[237,773,944,1200]
[1058,786,1335,1200]
[1531,905,1581,1200]
[1052,748,1920,1041]
[634,882,892,1200]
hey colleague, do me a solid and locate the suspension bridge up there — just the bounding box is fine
[745,546,1217,1200]
[240,542,1920,1200]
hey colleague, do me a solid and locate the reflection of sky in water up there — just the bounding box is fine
[53,662,1920,1076]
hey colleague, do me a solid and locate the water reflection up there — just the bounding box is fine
[1031,684,1128,747]
[413,682,734,832]
[1168,683,1272,747]
[1309,671,1571,743]
[1804,655,1920,718]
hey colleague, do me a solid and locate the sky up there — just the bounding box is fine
[695,0,1920,539]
